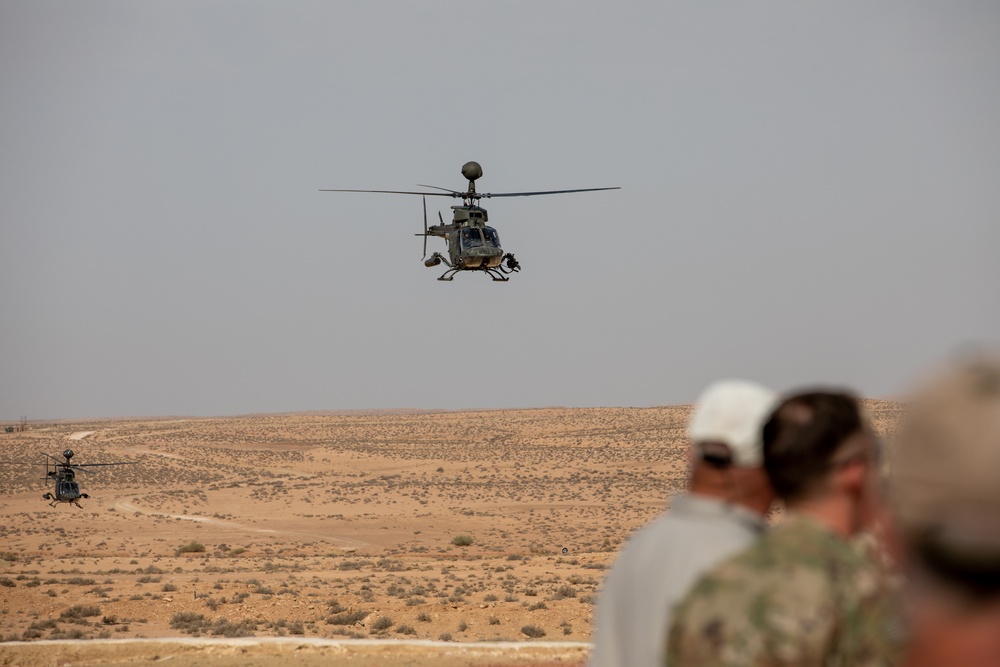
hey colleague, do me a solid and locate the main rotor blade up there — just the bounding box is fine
[71,462,138,467]
[415,184,465,196]
[482,187,621,198]
[320,188,457,197]
[422,197,428,259]
[70,465,96,475]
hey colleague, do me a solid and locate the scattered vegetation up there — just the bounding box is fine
[176,541,206,555]
[521,624,546,638]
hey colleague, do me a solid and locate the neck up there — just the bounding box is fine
[690,470,772,517]
[787,492,860,539]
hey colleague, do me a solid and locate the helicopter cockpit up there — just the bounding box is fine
[58,480,80,498]
[460,227,502,250]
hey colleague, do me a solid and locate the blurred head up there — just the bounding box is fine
[762,390,877,512]
[687,380,779,513]
[688,379,779,469]
[891,355,1000,604]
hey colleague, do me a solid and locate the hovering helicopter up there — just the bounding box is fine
[321,161,619,281]
[41,449,136,508]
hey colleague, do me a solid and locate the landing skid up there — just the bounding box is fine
[436,267,509,282]
[430,253,520,282]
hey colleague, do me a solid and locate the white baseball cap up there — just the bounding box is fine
[688,380,779,467]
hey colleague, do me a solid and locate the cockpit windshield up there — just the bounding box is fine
[482,227,501,248]
[460,228,483,249]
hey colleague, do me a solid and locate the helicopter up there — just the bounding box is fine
[41,449,136,508]
[321,161,619,281]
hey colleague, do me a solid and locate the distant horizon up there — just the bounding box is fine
[4,395,909,425]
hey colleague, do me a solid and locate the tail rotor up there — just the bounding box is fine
[422,196,428,259]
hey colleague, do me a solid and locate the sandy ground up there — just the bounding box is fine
[0,402,903,665]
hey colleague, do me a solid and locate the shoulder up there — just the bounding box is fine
[668,520,895,667]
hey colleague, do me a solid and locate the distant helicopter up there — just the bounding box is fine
[322,161,619,281]
[41,449,136,508]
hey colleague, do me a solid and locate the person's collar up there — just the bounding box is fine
[673,493,768,532]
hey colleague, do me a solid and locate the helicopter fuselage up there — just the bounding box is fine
[423,204,516,280]
[43,468,88,506]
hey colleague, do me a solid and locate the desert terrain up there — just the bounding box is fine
[0,402,903,665]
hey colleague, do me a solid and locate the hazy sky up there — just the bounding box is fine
[2,1,998,420]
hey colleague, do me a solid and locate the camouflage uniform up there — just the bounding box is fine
[666,515,902,667]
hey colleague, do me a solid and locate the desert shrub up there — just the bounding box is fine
[416,612,431,623]
[162,583,178,592]
[65,577,96,586]
[488,615,500,625]
[0,578,15,588]
[483,593,498,602]
[395,624,416,635]
[60,605,101,620]
[527,601,547,611]
[457,620,468,632]
[22,619,58,640]
[521,624,546,638]
[438,632,453,641]
[211,618,256,637]
[405,597,426,606]
[370,616,393,632]
[170,612,207,632]
[338,560,364,571]
[326,610,367,625]
[553,585,577,599]
[51,628,86,639]
[451,535,474,547]
[176,541,206,555]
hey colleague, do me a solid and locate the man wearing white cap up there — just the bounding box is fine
[588,380,779,667]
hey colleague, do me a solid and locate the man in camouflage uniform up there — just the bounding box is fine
[891,356,1000,666]
[667,391,901,667]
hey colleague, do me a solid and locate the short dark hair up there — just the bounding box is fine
[762,391,864,502]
